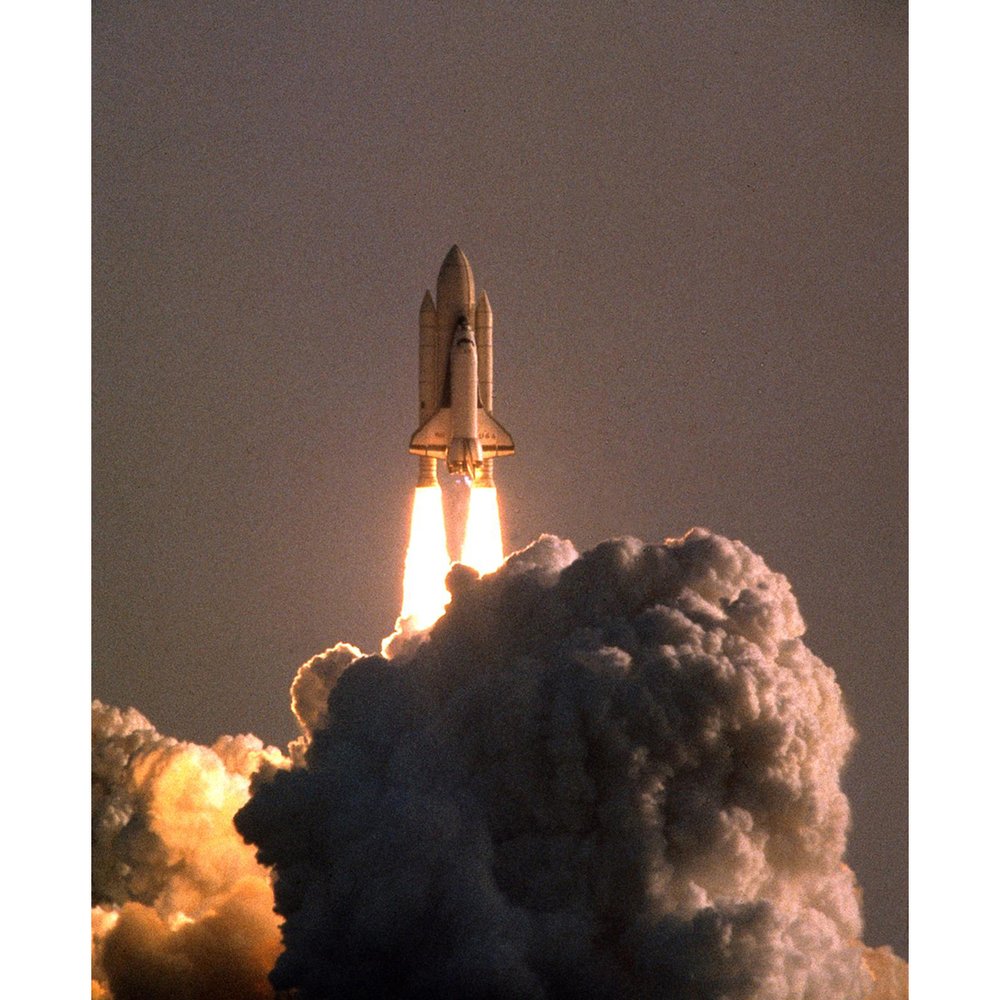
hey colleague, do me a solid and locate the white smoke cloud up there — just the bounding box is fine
[91,702,287,1000]
[230,528,907,1000]
[288,641,365,760]
[862,946,909,999]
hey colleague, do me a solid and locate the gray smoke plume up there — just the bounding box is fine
[235,529,906,999]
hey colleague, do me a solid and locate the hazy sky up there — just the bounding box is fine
[92,0,906,957]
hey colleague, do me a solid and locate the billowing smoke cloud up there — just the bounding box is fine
[288,641,365,761]
[233,529,907,1000]
[92,530,905,998]
[862,947,909,1000]
[91,702,288,999]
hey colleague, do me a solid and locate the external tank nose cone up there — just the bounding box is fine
[440,244,469,271]
[436,244,475,326]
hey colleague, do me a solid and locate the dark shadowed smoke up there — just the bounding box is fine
[236,529,893,1000]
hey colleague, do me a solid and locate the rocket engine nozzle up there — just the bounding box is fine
[446,437,484,480]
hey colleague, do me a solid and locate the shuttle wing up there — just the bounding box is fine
[477,410,515,457]
[409,407,514,459]
[409,408,451,458]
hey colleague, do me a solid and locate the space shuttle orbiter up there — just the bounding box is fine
[409,246,514,487]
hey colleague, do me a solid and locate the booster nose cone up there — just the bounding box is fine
[475,289,492,326]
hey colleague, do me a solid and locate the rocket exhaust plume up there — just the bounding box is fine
[460,483,505,575]
[400,484,451,630]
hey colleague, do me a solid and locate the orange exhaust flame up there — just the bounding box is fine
[459,485,504,576]
[400,485,451,630]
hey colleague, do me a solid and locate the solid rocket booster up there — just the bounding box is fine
[409,246,514,486]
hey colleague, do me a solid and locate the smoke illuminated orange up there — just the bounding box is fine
[401,486,451,629]
[459,485,505,575]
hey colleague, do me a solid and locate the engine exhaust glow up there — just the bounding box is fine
[400,486,451,629]
[459,485,504,575]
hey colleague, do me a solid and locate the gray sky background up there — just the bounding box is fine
[92,1,907,957]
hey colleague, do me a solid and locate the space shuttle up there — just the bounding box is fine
[409,246,514,487]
